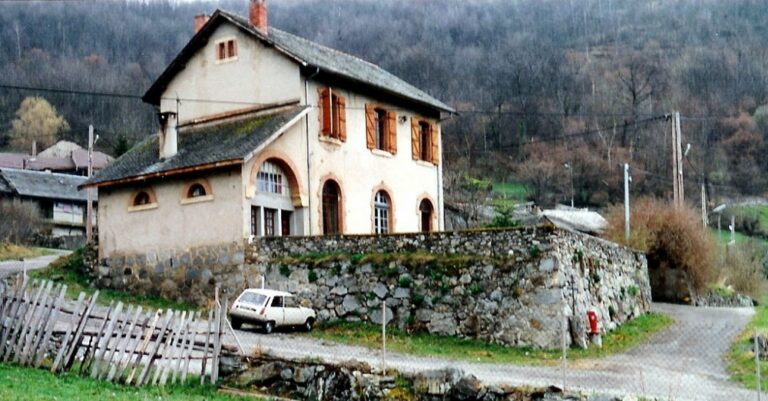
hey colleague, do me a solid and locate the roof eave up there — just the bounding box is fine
[80,159,243,190]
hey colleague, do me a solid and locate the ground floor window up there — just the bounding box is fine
[251,205,293,237]
[374,191,391,234]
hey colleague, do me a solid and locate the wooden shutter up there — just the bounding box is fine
[319,88,331,137]
[411,118,420,160]
[387,111,397,154]
[365,104,376,149]
[431,122,439,165]
[337,95,347,142]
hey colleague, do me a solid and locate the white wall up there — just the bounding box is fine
[159,24,302,122]
[243,80,443,235]
[97,170,243,258]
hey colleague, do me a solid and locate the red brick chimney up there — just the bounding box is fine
[249,0,268,34]
[194,14,209,33]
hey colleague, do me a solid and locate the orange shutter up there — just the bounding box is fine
[319,88,331,137]
[365,104,376,149]
[431,122,439,165]
[337,95,347,142]
[411,117,420,160]
[387,111,397,154]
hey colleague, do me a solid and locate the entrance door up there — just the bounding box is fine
[419,199,434,232]
[281,210,292,236]
[322,180,341,235]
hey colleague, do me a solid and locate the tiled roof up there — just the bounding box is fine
[83,106,307,187]
[0,168,93,202]
[144,10,453,114]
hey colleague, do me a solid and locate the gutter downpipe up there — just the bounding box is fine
[305,67,321,235]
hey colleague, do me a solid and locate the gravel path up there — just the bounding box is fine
[229,303,756,401]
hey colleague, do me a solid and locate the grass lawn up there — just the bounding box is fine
[0,243,54,261]
[29,250,197,312]
[309,312,672,365]
[711,229,768,249]
[0,363,255,401]
[492,181,531,203]
[728,295,768,389]
[733,205,768,229]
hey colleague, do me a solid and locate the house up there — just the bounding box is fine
[83,0,454,259]
[0,140,112,176]
[0,168,96,238]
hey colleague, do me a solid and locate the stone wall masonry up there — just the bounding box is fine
[226,355,635,401]
[94,225,650,349]
[95,241,252,302]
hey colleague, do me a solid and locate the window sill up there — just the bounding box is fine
[181,195,215,205]
[128,203,158,212]
[319,136,344,146]
[215,56,238,65]
[414,159,437,168]
[370,149,394,158]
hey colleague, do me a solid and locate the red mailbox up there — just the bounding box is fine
[587,310,599,334]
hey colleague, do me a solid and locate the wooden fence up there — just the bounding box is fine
[0,277,234,386]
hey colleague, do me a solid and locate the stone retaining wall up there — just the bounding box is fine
[95,226,651,348]
[227,355,633,401]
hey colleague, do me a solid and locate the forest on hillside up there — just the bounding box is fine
[2,0,768,208]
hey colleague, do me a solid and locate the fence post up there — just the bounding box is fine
[561,317,567,391]
[757,329,762,401]
[381,299,386,376]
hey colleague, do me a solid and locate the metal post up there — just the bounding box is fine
[561,317,567,391]
[624,163,630,242]
[756,329,762,401]
[731,215,736,246]
[675,112,684,206]
[86,125,94,242]
[382,300,387,375]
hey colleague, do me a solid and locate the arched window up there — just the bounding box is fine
[419,199,434,232]
[322,180,342,235]
[374,191,391,234]
[188,183,206,198]
[133,191,151,206]
[257,161,291,197]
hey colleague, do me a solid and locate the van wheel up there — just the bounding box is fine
[303,318,314,332]
[264,321,275,334]
[230,317,243,330]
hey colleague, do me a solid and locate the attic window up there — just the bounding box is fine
[128,189,158,212]
[181,179,214,204]
[216,38,237,62]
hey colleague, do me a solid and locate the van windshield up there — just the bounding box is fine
[240,292,268,306]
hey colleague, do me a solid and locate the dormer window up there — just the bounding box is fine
[215,38,237,62]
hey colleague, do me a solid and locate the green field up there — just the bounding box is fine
[711,229,768,250]
[0,363,255,401]
[309,313,672,365]
[492,182,531,202]
[733,205,768,229]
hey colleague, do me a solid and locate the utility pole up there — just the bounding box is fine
[701,180,707,228]
[624,163,630,242]
[86,125,94,243]
[671,112,685,208]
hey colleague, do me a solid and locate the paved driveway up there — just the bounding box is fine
[228,303,756,401]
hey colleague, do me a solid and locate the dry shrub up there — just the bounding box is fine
[0,201,43,244]
[604,197,716,292]
[715,242,767,299]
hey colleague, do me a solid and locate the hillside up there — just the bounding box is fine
[1,0,767,205]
